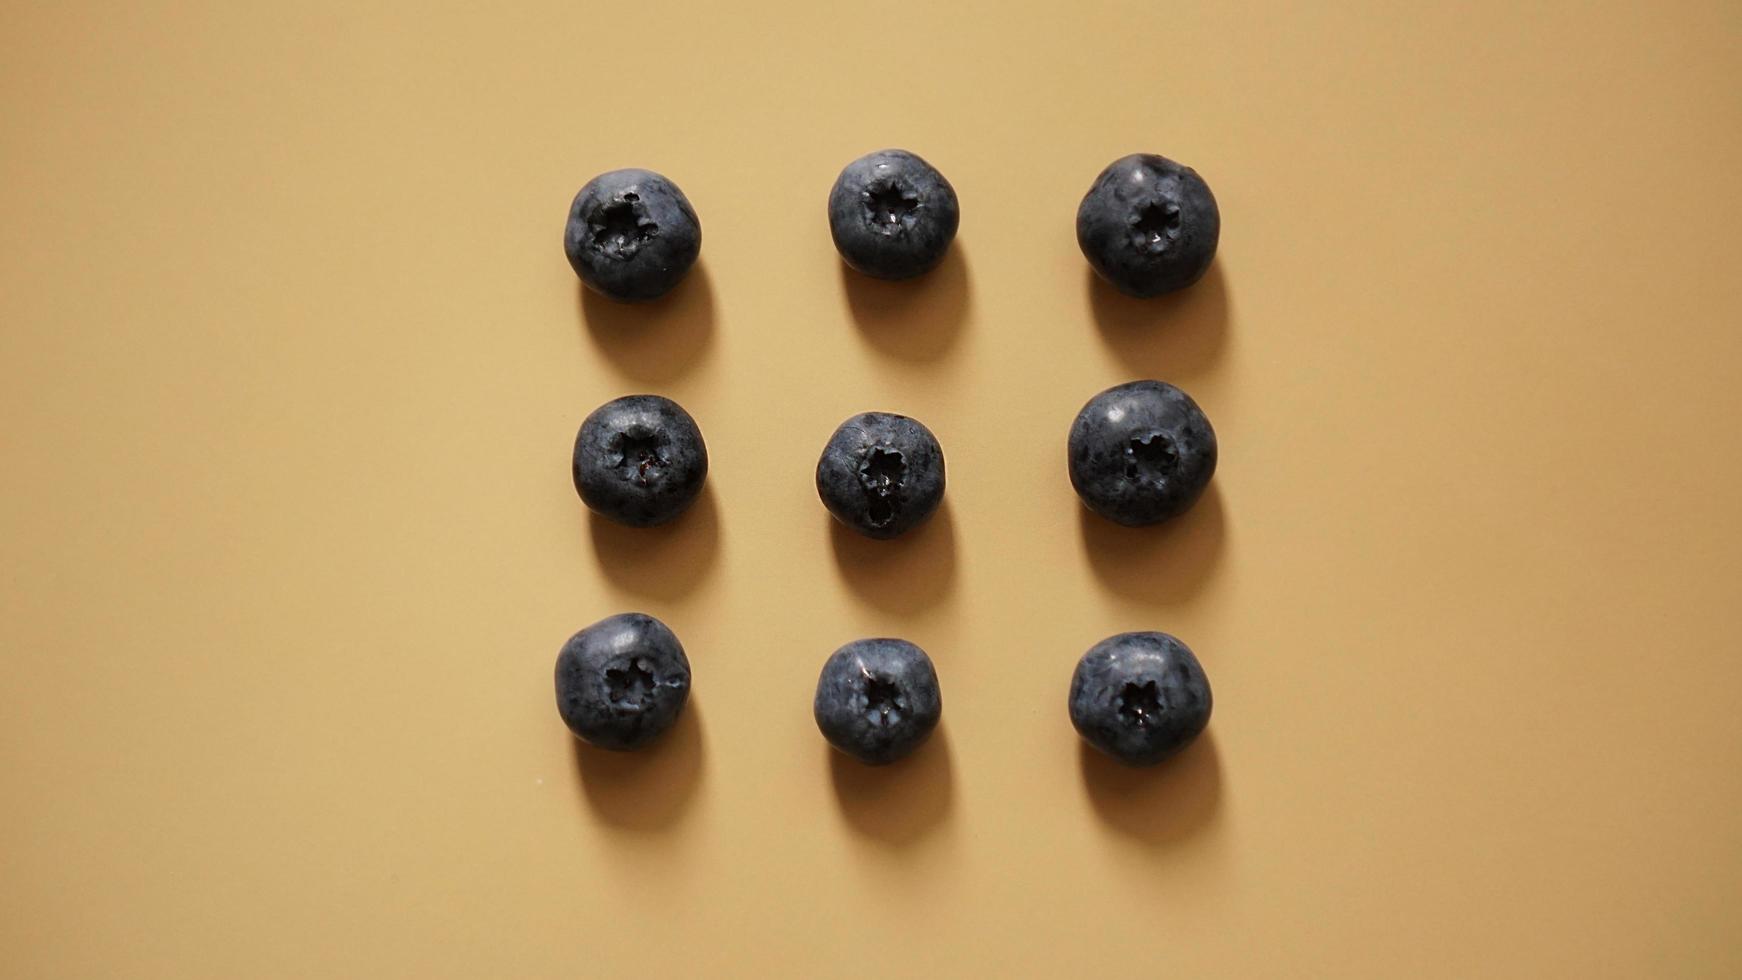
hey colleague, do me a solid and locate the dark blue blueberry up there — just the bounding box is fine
[564,169,701,301]
[816,412,945,540]
[556,613,691,751]
[1069,631,1211,766]
[1068,380,1216,527]
[1077,153,1219,298]
[814,638,942,765]
[827,149,960,280]
[574,394,708,528]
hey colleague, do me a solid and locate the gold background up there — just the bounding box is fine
[3,2,1740,976]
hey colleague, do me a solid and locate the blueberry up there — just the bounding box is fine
[564,169,701,301]
[814,638,942,765]
[1077,154,1219,298]
[816,412,945,539]
[827,149,960,280]
[1068,380,1216,527]
[556,613,691,751]
[574,394,708,527]
[1069,631,1211,766]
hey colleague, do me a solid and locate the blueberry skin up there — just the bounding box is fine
[573,394,708,528]
[816,412,945,539]
[1077,154,1219,298]
[814,638,942,765]
[827,149,960,280]
[1069,631,1211,766]
[556,613,691,751]
[564,169,701,301]
[1068,380,1216,527]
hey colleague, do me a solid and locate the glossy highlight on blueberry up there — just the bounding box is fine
[816,411,945,539]
[828,149,960,280]
[1077,153,1219,297]
[556,613,691,751]
[564,168,701,301]
[574,394,708,527]
[814,638,942,765]
[1069,631,1211,766]
[1068,380,1216,527]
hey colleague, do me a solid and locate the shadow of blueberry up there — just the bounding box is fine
[1086,262,1229,379]
[578,261,717,382]
[840,248,971,363]
[587,485,721,600]
[1078,484,1226,603]
[826,722,955,845]
[571,700,705,830]
[1079,729,1221,844]
[826,499,958,614]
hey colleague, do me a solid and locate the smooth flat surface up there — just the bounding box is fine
[3,2,1740,976]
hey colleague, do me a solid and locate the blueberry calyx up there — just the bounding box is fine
[1130,201,1181,254]
[861,669,906,726]
[1116,680,1163,726]
[609,428,669,487]
[589,195,658,260]
[858,447,906,528]
[863,181,921,232]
